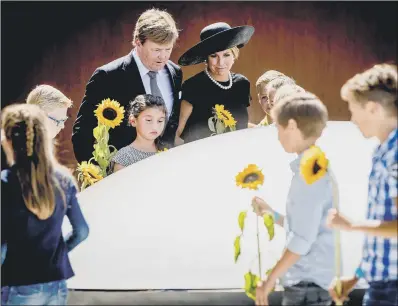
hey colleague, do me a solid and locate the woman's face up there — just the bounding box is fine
[207,49,235,78]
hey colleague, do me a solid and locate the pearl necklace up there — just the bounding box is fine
[205,69,233,90]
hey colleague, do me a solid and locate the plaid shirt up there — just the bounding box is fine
[360,128,398,282]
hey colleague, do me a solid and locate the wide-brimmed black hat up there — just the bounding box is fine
[178,22,255,66]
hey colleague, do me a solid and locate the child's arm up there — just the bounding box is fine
[258,249,301,294]
[327,198,397,238]
[113,163,125,173]
[248,122,256,128]
[64,180,89,252]
[256,181,327,299]
[1,243,7,265]
[175,100,193,141]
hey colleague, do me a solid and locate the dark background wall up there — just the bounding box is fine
[2,1,397,168]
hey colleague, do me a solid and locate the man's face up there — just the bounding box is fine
[135,39,173,71]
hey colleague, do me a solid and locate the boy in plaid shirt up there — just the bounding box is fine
[327,63,397,306]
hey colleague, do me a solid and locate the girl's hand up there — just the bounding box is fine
[252,196,273,217]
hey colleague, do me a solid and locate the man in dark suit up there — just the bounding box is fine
[72,8,183,164]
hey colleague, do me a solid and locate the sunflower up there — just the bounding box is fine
[300,145,329,185]
[94,98,125,128]
[157,148,169,154]
[77,161,103,186]
[259,116,269,126]
[235,164,265,190]
[214,104,237,128]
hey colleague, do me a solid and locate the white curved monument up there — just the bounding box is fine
[63,122,377,290]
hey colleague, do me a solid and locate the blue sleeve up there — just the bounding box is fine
[1,170,9,246]
[1,244,7,265]
[1,170,10,265]
[286,176,330,255]
[64,181,89,252]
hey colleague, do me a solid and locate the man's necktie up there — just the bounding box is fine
[147,71,164,101]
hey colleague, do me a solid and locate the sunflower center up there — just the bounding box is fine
[313,160,321,174]
[243,173,259,184]
[103,108,117,120]
[220,111,229,120]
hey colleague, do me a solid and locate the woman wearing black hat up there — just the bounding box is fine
[175,22,255,144]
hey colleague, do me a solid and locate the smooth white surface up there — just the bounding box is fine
[63,122,377,290]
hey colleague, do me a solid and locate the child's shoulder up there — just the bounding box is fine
[54,165,78,191]
[112,145,154,167]
[114,145,134,156]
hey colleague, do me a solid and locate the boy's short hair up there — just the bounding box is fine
[132,8,179,46]
[26,85,72,113]
[255,70,285,88]
[274,84,306,104]
[271,92,328,138]
[341,63,397,113]
[266,76,296,94]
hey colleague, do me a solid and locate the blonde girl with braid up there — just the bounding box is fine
[1,104,89,305]
[327,64,397,306]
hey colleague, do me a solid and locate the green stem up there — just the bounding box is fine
[256,216,262,277]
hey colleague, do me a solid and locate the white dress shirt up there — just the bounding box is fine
[132,49,174,118]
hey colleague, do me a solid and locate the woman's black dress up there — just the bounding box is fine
[181,71,251,143]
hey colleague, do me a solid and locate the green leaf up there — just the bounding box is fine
[234,235,241,263]
[215,119,225,134]
[244,271,260,301]
[244,272,252,292]
[238,211,247,231]
[263,213,275,241]
[93,126,101,140]
[208,118,216,132]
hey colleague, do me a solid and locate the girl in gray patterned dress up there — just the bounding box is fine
[111,94,167,173]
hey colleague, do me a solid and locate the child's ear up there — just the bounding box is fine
[287,118,298,130]
[129,115,137,127]
[366,101,381,115]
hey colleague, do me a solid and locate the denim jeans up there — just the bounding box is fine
[362,280,398,306]
[282,281,332,306]
[1,280,68,305]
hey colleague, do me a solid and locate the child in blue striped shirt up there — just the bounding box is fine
[327,63,397,306]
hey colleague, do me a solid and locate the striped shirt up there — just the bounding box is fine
[111,145,155,168]
[360,128,398,282]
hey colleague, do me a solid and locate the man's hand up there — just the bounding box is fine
[326,208,353,231]
[328,276,358,304]
[252,196,273,217]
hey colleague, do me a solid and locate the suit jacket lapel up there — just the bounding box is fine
[122,50,146,97]
[165,62,177,97]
